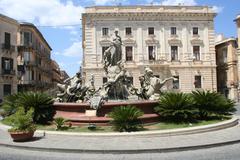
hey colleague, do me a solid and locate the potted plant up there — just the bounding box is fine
[8,107,36,142]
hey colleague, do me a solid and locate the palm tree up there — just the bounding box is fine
[108,106,144,132]
[155,92,197,122]
[191,90,236,119]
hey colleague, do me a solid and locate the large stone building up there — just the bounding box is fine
[215,38,238,100]
[17,23,53,92]
[60,70,69,82]
[51,60,61,86]
[0,14,19,101]
[82,5,217,92]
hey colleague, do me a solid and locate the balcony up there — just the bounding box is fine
[24,61,38,67]
[2,69,16,76]
[17,44,34,52]
[19,80,53,88]
[1,43,16,52]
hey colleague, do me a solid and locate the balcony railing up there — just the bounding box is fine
[2,69,16,75]
[1,43,16,52]
[24,61,38,67]
[18,80,53,87]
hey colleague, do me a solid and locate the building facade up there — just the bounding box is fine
[215,38,238,100]
[17,23,53,92]
[51,60,61,86]
[60,70,69,82]
[82,5,217,92]
[0,14,19,101]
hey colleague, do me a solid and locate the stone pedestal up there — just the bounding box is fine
[85,110,97,117]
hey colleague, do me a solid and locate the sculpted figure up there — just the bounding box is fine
[56,72,83,102]
[136,67,176,100]
[111,30,122,65]
[85,75,96,101]
[103,30,122,70]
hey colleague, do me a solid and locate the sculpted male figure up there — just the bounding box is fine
[56,72,82,100]
[138,67,176,100]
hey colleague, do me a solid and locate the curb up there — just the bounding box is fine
[35,117,239,137]
[1,138,240,154]
[1,117,239,137]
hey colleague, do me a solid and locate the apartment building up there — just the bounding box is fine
[0,14,19,101]
[82,5,217,92]
[17,23,53,92]
[51,60,61,86]
[215,38,238,100]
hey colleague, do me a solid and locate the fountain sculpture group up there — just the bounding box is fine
[55,30,176,110]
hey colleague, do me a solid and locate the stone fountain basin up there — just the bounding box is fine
[53,100,160,126]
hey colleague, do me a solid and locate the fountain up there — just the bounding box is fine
[53,30,176,125]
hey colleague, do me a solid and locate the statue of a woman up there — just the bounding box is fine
[110,30,122,66]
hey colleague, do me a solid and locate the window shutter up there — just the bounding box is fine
[10,59,13,70]
[2,57,5,69]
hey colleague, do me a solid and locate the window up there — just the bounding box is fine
[173,76,179,89]
[4,32,11,49]
[223,48,227,63]
[31,70,34,80]
[103,77,107,84]
[171,27,177,35]
[39,74,41,80]
[193,27,198,35]
[23,32,32,46]
[126,27,132,36]
[2,57,13,73]
[102,28,109,36]
[24,52,30,63]
[4,60,11,70]
[3,84,11,96]
[171,46,178,61]
[125,46,133,61]
[148,46,156,60]
[148,27,154,35]
[194,76,202,88]
[193,46,200,61]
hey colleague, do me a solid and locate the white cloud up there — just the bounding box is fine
[94,0,127,5]
[62,41,82,57]
[0,0,84,26]
[95,0,113,5]
[161,0,197,5]
[212,6,224,13]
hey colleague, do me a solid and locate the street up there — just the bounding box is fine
[0,142,240,160]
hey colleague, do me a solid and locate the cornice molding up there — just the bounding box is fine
[99,39,111,46]
[191,39,204,46]
[168,39,182,46]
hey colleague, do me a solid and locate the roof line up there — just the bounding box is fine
[20,22,52,50]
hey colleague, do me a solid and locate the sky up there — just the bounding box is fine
[0,0,239,77]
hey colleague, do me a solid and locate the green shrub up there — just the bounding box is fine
[1,94,20,117]
[54,117,66,130]
[108,106,144,132]
[191,90,236,119]
[7,107,36,132]
[16,92,55,124]
[155,92,198,122]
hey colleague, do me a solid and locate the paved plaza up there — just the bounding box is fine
[0,105,239,154]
